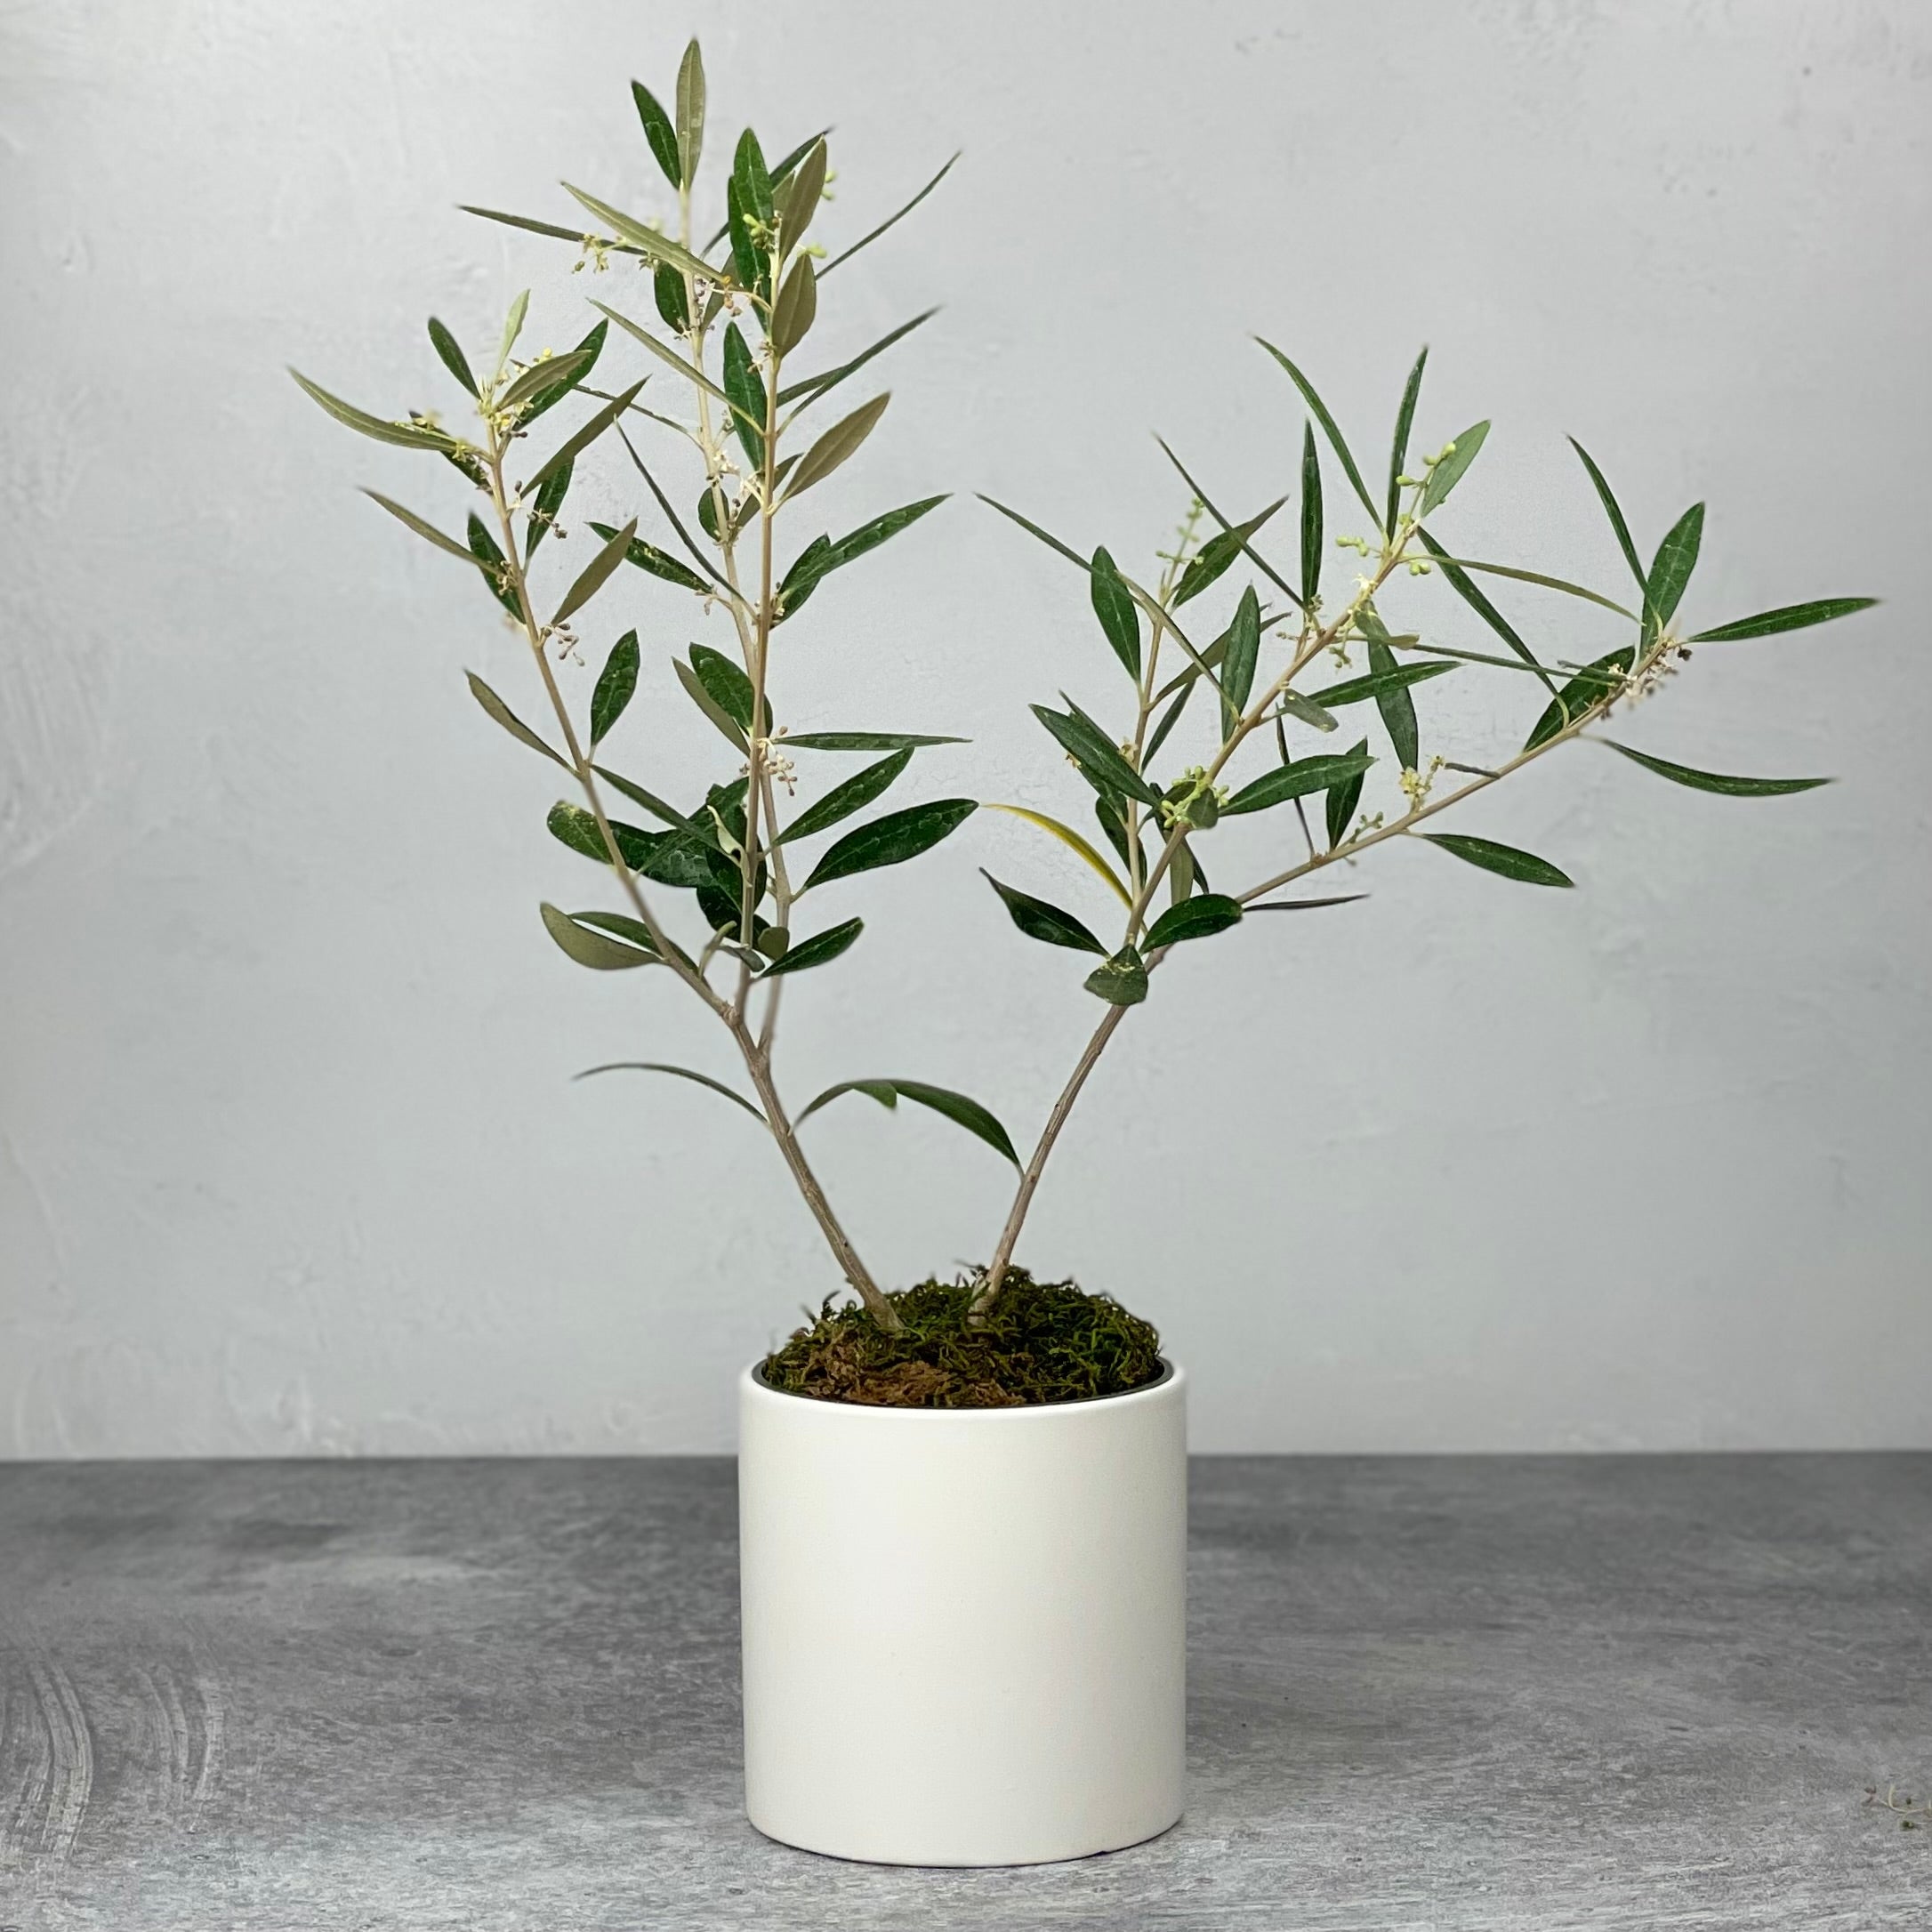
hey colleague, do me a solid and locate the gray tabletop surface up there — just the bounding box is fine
[0,1454,1926,1930]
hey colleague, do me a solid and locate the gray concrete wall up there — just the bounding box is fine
[3,0,1928,1455]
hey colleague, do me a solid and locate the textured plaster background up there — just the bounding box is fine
[1,0,1928,1456]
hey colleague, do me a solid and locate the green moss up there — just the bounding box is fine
[759,1269,1163,1408]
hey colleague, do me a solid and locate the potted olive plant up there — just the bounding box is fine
[294,43,1874,1868]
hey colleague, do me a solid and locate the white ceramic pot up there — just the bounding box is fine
[738,1360,1187,1866]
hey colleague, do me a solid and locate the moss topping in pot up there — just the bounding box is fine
[761,1271,1163,1408]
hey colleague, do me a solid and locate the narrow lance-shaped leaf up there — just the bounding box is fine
[546,801,664,873]
[1249,894,1369,913]
[1256,339,1381,527]
[1220,584,1261,739]
[771,254,817,355]
[780,139,828,250]
[1090,546,1140,680]
[1424,554,1636,618]
[1174,499,1284,607]
[976,495,1089,570]
[673,660,746,751]
[675,38,705,189]
[1386,345,1428,534]
[467,672,568,769]
[540,902,657,970]
[721,323,766,470]
[1304,662,1456,709]
[654,262,689,333]
[524,378,647,496]
[981,802,1132,907]
[592,766,696,833]
[733,127,775,228]
[576,1060,767,1121]
[1300,421,1324,607]
[797,1075,1019,1167]
[560,184,714,284]
[427,318,477,396]
[785,730,966,751]
[1645,503,1705,637]
[1145,681,1195,766]
[589,632,640,746]
[1689,597,1877,643]
[1365,626,1419,771]
[1083,946,1149,1007]
[780,748,914,843]
[1223,751,1375,817]
[1601,742,1831,797]
[588,519,710,594]
[1419,420,1490,517]
[687,645,759,732]
[778,495,949,616]
[1279,689,1339,733]
[496,342,596,415]
[777,308,937,407]
[765,127,830,196]
[802,799,978,890]
[1414,528,1558,696]
[497,289,529,377]
[777,535,832,615]
[362,491,476,563]
[982,872,1106,954]
[1567,437,1646,591]
[464,205,602,246]
[758,917,863,978]
[288,370,459,452]
[1144,893,1242,952]
[1325,737,1370,849]
[787,392,890,498]
[1418,833,1574,887]
[725,175,762,294]
[631,79,680,187]
[1155,438,1305,616]
[1033,700,1162,807]
[819,152,959,277]
[571,911,676,956]
[552,517,636,626]
[590,300,732,407]
[519,321,609,428]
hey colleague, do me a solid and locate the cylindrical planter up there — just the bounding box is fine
[738,1361,1186,1866]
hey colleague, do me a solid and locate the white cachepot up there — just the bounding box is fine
[738,1359,1187,1866]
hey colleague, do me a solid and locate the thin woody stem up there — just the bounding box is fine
[485,447,721,1015]
[976,495,1604,1312]
[1240,631,1674,902]
[486,279,899,1331]
[970,1002,1131,1317]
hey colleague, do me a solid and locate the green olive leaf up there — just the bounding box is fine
[982,871,1107,954]
[589,632,640,747]
[1143,892,1242,951]
[1083,946,1149,1007]
[631,78,681,186]
[757,916,863,978]
[801,799,978,891]
[1417,833,1574,887]
[780,748,914,843]
[796,1074,1018,1167]
[1601,742,1831,797]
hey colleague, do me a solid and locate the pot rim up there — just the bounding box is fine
[743,1356,1181,1417]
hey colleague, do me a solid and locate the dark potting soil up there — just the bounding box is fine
[759,1270,1164,1408]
